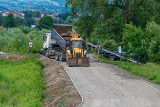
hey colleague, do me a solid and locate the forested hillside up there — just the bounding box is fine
[66,0,160,63]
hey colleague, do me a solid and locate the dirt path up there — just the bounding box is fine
[39,56,81,107]
[62,61,160,107]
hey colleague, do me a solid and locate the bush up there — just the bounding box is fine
[0,27,45,53]
[122,24,148,63]
[90,20,121,50]
[145,22,160,63]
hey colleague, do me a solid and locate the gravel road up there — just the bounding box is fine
[62,62,160,107]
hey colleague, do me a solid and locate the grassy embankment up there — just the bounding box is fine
[0,57,45,107]
[100,56,160,84]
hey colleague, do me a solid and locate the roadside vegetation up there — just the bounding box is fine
[0,27,48,53]
[0,56,45,107]
[100,56,160,84]
[66,0,160,64]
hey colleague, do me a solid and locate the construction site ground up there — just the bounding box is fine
[1,54,160,107]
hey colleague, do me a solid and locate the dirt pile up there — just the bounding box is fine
[39,56,81,107]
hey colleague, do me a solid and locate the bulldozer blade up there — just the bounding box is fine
[67,57,90,67]
[68,58,77,67]
[82,57,90,67]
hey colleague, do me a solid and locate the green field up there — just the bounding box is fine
[100,56,160,84]
[0,57,44,107]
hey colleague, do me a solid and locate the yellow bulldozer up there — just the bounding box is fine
[66,32,90,67]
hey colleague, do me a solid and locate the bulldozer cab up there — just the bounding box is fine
[70,38,87,50]
[71,40,83,49]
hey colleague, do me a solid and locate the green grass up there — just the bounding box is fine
[100,56,160,84]
[0,57,45,107]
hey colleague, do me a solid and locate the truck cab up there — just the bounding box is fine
[43,33,56,49]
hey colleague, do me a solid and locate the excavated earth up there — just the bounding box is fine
[39,56,81,107]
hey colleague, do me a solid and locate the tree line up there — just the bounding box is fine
[0,11,75,29]
[0,11,41,28]
[66,0,160,63]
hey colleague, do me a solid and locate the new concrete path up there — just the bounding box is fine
[62,62,160,107]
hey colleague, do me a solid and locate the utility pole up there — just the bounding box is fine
[118,46,122,61]
[97,43,102,61]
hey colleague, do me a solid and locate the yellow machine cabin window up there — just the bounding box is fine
[71,40,83,49]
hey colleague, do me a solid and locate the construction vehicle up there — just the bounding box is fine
[42,24,89,67]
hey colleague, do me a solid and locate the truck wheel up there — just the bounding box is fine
[59,53,63,62]
[45,50,50,58]
[109,55,115,61]
[55,52,59,61]
[45,50,48,57]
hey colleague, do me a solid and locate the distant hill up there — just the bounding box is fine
[0,0,69,13]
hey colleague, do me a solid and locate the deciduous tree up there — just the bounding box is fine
[38,16,54,29]
[3,13,16,28]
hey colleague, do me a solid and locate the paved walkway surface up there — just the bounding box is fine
[62,62,160,107]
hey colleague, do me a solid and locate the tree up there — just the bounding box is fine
[15,17,24,26]
[58,12,72,21]
[38,16,54,29]
[25,18,35,27]
[145,22,160,63]
[122,24,148,63]
[24,11,34,18]
[153,0,160,24]
[65,0,108,15]
[0,27,44,53]
[65,16,73,24]
[54,18,64,24]
[66,0,160,63]
[74,16,96,41]
[35,11,41,18]
[24,10,41,18]
[3,13,16,28]
[128,0,157,27]
[0,13,3,26]
[91,17,123,48]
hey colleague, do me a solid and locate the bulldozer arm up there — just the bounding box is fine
[67,57,90,67]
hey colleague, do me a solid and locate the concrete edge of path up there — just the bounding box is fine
[96,62,122,79]
[61,63,84,107]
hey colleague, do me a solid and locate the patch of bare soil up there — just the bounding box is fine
[0,54,26,60]
[39,56,81,107]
